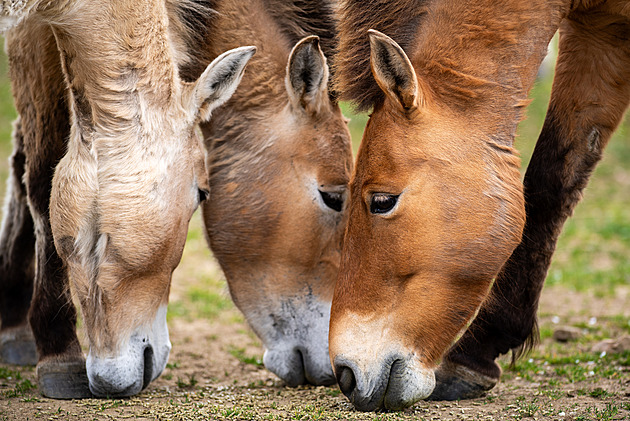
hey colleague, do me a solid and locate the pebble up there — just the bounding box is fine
[552,326,582,342]
[591,335,630,354]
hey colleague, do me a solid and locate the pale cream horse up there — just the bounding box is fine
[0,0,253,398]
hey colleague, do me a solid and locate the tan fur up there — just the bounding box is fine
[330,0,630,410]
[195,0,353,385]
[4,0,250,360]
[198,0,351,303]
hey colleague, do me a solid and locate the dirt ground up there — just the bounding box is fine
[1,220,629,420]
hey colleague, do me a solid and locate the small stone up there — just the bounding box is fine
[552,326,582,342]
[591,335,630,354]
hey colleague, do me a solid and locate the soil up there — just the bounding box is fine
[1,219,629,420]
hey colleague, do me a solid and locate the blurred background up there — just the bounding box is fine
[0,37,627,326]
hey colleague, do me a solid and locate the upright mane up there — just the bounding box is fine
[265,0,337,67]
[166,0,219,80]
[334,0,428,111]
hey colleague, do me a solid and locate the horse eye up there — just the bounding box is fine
[198,188,209,202]
[319,190,343,212]
[370,193,399,214]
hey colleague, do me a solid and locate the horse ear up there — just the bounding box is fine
[190,46,256,121]
[368,29,420,111]
[285,35,329,114]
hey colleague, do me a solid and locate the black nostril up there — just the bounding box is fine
[142,346,154,391]
[337,366,356,396]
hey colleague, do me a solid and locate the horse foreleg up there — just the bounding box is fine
[0,118,37,366]
[430,12,630,400]
[6,20,91,398]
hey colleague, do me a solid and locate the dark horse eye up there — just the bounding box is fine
[370,193,399,214]
[198,188,209,202]
[319,190,343,212]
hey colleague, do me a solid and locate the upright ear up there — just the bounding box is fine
[189,46,256,121]
[368,29,420,111]
[285,35,329,114]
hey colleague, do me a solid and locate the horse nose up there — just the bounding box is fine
[263,345,334,387]
[87,344,154,397]
[298,347,336,386]
[336,364,357,396]
[332,357,386,412]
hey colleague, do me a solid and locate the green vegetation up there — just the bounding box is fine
[228,346,264,368]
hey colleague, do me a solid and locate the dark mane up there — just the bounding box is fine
[167,0,220,81]
[266,0,337,58]
[334,0,428,111]
[265,0,338,97]
[171,0,338,91]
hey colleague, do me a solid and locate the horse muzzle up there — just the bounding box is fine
[333,352,435,411]
[85,306,171,397]
[263,343,336,387]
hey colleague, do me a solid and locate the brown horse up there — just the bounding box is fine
[187,0,353,386]
[0,0,253,398]
[330,0,630,411]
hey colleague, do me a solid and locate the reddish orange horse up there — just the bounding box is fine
[330,0,630,411]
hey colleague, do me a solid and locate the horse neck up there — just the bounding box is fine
[48,0,180,136]
[414,0,570,144]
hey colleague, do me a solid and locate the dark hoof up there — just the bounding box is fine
[427,360,498,401]
[0,326,38,366]
[37,359,93,399]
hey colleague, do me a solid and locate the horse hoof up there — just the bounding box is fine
[427,360,498,401]
[37,359,93,399]
[0,326,38,366]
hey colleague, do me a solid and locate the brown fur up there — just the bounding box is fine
[334,0,429,111]
[329,0,630,409]
[196,0,353,386]
[3,18,81,361]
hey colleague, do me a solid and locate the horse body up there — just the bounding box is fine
[0,0,254,398]
[192,0,353,386]
[331,0,630,411]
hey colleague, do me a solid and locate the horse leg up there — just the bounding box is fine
[0,118,37,366]
[6,20,91,398]
[430,13,630,400]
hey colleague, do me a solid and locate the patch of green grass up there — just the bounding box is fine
[0,367,20,380]
[228,346,263,368]
[591,403,619,421]
[168,283,233,321]
[176,374,198,389]
[588,387,614,399]
[324,388,341,397]
[539,387,564,400]
[516,397,541,419]
[2,378,36,398]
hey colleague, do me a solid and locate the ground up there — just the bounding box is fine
[0,215,628,420]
